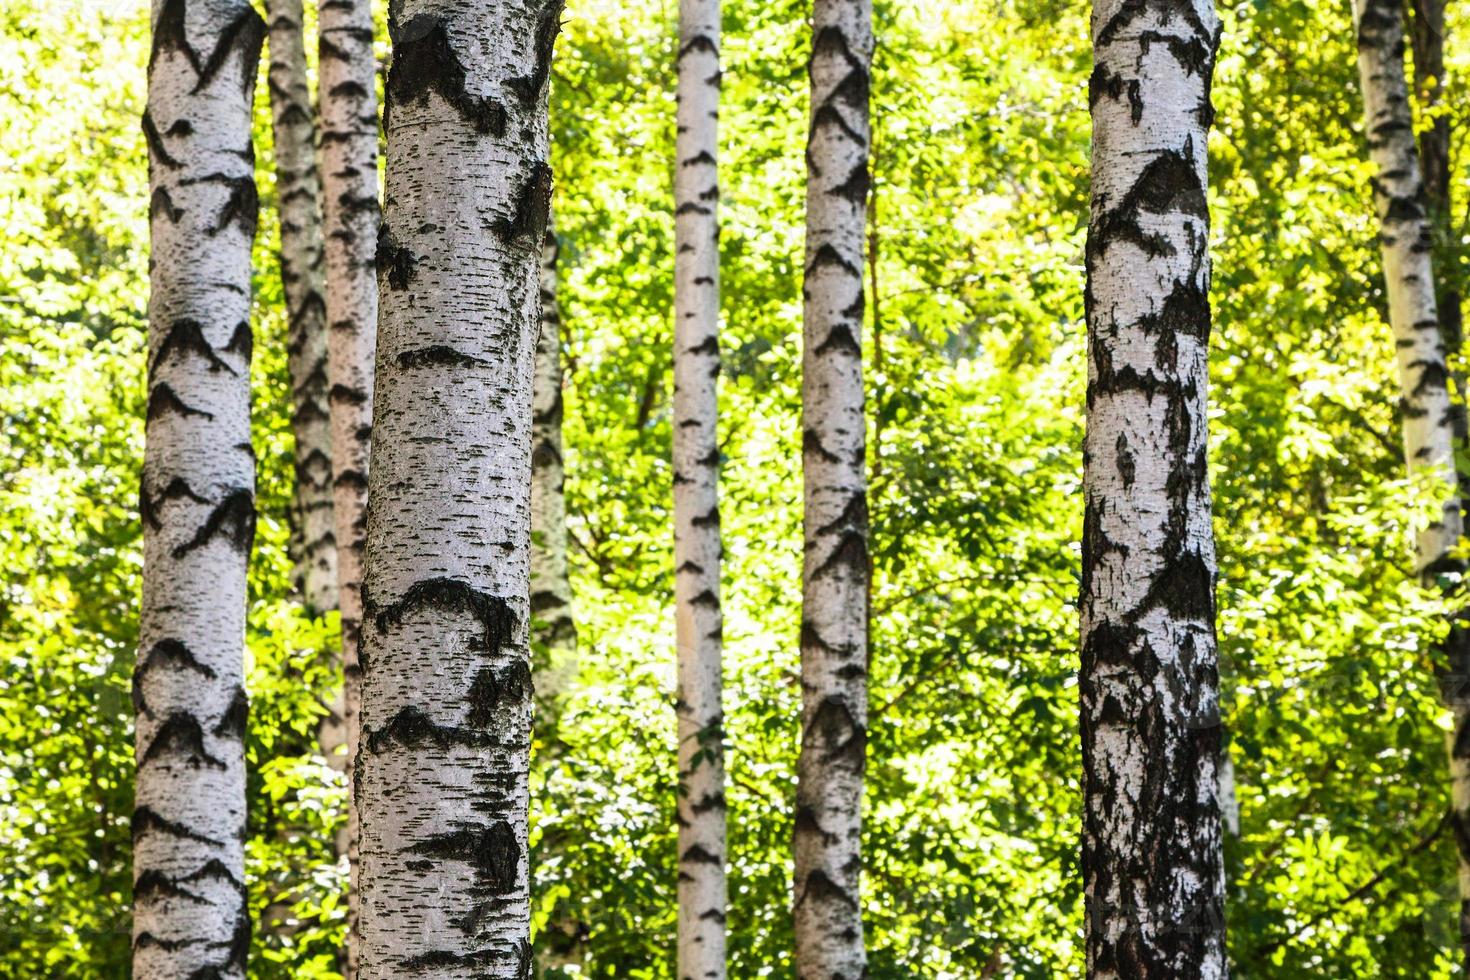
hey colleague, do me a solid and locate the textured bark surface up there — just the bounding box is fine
[794,2,871,978]
[135,1,264,977]
[1354,0,1469,964]
[672,1,728,975]
[1081,1,1226,977]
[531,221,576,683]
[318,0,380,971]
[356,2,561,976]
[268,0,337,617]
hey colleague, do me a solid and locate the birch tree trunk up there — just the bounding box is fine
[135,2,264,977]
[1081,1,1226,976]
[267,0,337,617]
[531,220,576,688]
[795,2,871,977]
[1353,0,1468,962]
[317,0,380,971]
[672,1,728,975]
[356,3,561,975]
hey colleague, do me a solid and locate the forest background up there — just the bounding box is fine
[2,0,1469,976]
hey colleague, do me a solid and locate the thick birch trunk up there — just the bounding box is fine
[1353,0,1468,963]
[267,0,337,617]
[795,2,871,978]
[356,3,561,976]
[672,1,728,975]
[135,2,264,977]
[1081,2,1226,976]
[317,0,380,972]
[531,221,576,686]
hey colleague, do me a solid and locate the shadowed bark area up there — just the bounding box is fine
[317,0,381,972]
[1081,1,1226,977]
[531,220,576,690]
[267,0,336,617]
[795,3,871,979]
[672,1,728,976]
[356,2,561,976]
[1355,0,1470,966]
[136,1,263,977]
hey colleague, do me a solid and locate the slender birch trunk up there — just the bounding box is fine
[1081,1,1226,976]
[672,1,728,974]
[135,2,263,977]
[795,3,871,978]
[531,220,576,686]
[317,0,380,971]
[267,0,337,617]
[356,3,561,975]
[1353,0,1468,963]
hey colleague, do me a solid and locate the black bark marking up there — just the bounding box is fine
[493,162,554,248]
[1096,0,1211,49]
[142,110,182,169]
[408,820,521,895]
[212,686,248,739]
[830,162,870,206]
[150,187,184,222]
[813,530,869,582]
[172,489,255,558]
[395,345,490,369]
[506,0,566,107]
[815,323,862,355]
[466,661,534,727]
[133,639,217,719]
[1087,140,1207,262]
[808,242,862,278]
[364,705,493,753]
[795,869,859,910]
[141,712,227,769]
[367,577,517,655]
[387,15,508,136]
[146,383,215,424]
[134,869,208,905]
[139,477,210,530]
[132,806,222,846]
[803,428,842,463]
[376,224,417,289]
[329,384,370,405]
[804,697,866,770]
[152,319,236,375]
[1129,549,1215,623]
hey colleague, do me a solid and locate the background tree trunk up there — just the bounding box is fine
[356,2,561,976]
[1355,0,1469,965]
[267,0,337,617]
[317,0,380,972]
[1081,1,1226,977]
[672,1,728,975]
[531,220,576,694]
[135,1,264,977]
[794,2,872,978]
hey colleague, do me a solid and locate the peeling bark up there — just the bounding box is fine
[136,1,264,977]
[1353,0,1469,965]
[673,2,728,976]
[268,0,337,617]
[795,3,871,978]
[1081,1,1226,977]
[531,219,576,692]
[317,0,381,972]
[356,3,561,976]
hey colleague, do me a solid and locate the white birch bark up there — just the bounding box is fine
[1081,1,1226,976]
[267,0,337,617]
[135,1,264,977]
[531,220,576,690]
[672,1,728,974]
[795,2,871,978]
[317,0,380,971]
[356,2,562,975]
[1352,0,1468,961]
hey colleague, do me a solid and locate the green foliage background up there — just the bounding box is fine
[1,0,1468,976]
